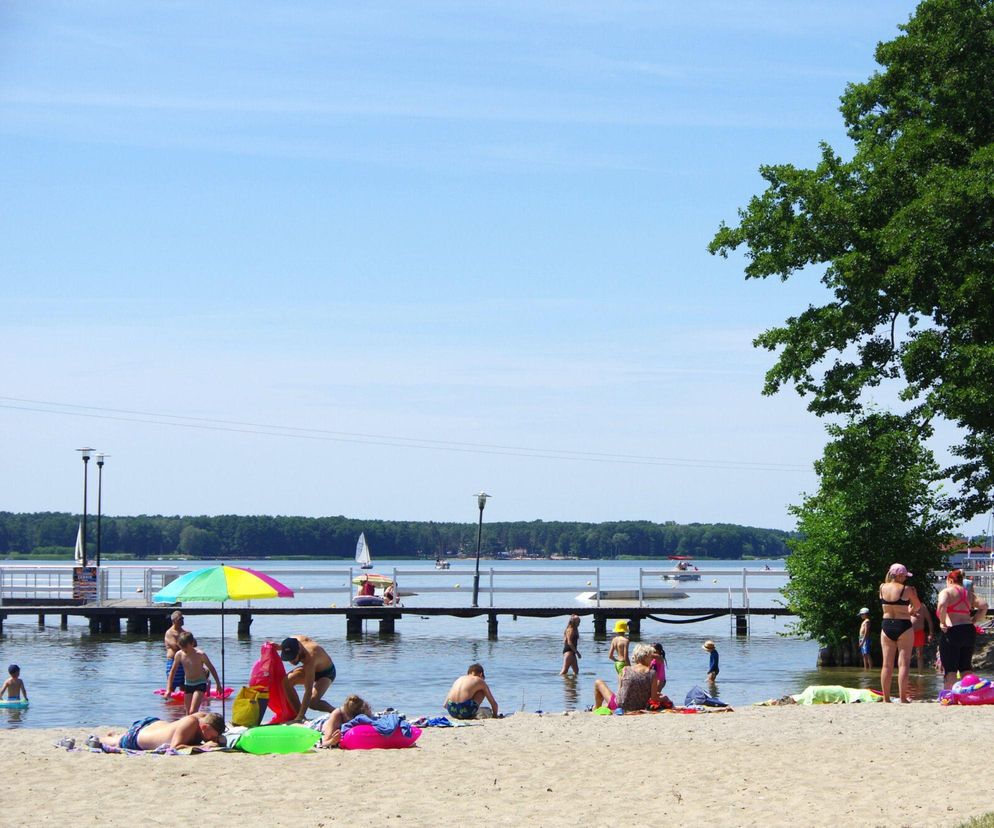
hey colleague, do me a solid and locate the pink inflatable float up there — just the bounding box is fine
[154,686,234,702]
[939,674,994,706]
[339,724,422,750]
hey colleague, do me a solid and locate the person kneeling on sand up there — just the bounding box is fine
[593,643,660,713]
[444,663,498,719]
[96,711,225,751]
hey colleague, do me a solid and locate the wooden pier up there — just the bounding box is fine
[0,601,789,638]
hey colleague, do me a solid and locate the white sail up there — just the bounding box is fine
[355,532,373,569]
[74,522,84,564]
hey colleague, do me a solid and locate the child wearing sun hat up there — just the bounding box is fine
[703,639,719,682]
[609,620,630,675]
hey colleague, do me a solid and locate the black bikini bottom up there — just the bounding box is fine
[881,618,913,642]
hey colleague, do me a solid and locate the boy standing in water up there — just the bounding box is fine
[167,632,222,714]
[858,608,872,668]
[703,640,719,683]
[608,621,630,675]
[1,664,27,701]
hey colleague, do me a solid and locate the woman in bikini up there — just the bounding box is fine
[879,562,921,703]
[560,615,581,676]
[937,569,989,690]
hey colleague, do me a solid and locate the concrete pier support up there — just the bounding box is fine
[379,615,395,634]
[149,615,169,635]
[126,614,148,635]
[628,617,641,637]
[37,614,45,627]
[735,614,748,636]
[89,616,100,633]
[60,614,69,630]
[346,614,363,636]
[593,614,607,637]
[237,613,253,636]
[487,614,498,640]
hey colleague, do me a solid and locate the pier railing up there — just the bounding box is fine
[6,562,990,612]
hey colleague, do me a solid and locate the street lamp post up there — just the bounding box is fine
[76,448,94,568]
[471,492,491,608]
[96,453,109,567]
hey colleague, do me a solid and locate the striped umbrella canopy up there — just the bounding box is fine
[153,565,294,603]
[153,565,294,720]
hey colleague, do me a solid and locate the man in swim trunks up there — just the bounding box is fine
[98,712,225,750]
[164,611,187,692]
[444,663,498,720]
[278,635,337,722]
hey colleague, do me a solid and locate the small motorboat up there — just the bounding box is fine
[661,560,701,581]
[435,559,451,570]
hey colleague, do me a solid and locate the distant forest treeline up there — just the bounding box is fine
[0,512,794,560]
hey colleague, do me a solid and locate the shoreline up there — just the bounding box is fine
[7,706,993,827]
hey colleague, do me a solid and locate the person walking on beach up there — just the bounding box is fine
[96,711,225,751]
[279,635,337,722]
[167,632,222,715]
[858,608,872,669]
[703,640,719,683]
[560,615,581,676]
[444,663,499,719]
[879,563,922,703]
[608,620,630,674]
[937,569,988,690]
[164,611,188,693]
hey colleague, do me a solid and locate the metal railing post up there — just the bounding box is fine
[638,567,644,608]
[489,568,494,608]
[596,567,601,608]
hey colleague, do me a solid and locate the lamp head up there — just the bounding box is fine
[76,447,94,461]
[96,453,109,466]
[476,492,491,511]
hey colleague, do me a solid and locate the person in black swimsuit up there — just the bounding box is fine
[560,615,581,676]
[879,563,921,703]
[937,569,989,689]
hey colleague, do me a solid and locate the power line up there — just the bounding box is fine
[0,395,814,473]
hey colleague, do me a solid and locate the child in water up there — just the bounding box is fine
[167,632,222,714]
[1,664,27,702]
[703,640,719,683]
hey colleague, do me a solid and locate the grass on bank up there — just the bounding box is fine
[958,814,994,828]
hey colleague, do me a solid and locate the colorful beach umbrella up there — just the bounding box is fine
[153,565,294,603]
[153,565,294,718]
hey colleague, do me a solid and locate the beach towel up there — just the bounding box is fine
[684,685,729,708]
[791,685,883,705]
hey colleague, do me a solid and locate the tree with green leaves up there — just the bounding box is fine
[784,412,953,663]
[709,0,994,521]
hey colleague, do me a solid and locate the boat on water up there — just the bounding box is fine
[435,558,451,569]
[575,588,689,602]
[355,532,373,570]
[661,559,701,581]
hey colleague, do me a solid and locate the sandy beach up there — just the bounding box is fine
[5,704,991,827]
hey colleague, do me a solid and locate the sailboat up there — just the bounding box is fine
[355,532,373,570]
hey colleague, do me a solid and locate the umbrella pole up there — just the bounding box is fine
[221,602,226,722]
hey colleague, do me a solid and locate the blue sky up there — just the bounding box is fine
[1,1,941,531]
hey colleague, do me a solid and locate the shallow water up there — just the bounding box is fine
[0,558,944,728]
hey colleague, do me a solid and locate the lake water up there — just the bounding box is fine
[0,558,944,729]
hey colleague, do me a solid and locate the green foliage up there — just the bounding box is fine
[956,814,994,828]
[0,511,793,560]
[784,413,953,645]
[709,0,994,520]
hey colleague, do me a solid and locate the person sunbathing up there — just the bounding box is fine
[593,643,660,713]
[97,712,225,750]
